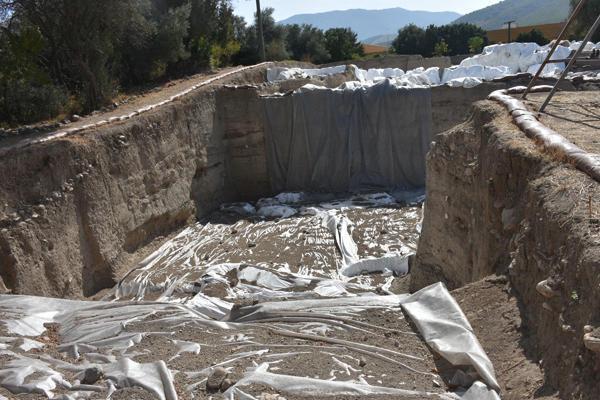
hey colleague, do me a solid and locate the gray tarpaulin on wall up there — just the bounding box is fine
[262,80,433,193]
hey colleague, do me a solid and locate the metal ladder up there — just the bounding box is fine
[522,0,600,112]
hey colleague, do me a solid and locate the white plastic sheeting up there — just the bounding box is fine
[224,283,500,399]
[112,192,419,303]
[401,283,500,391]
[266,41,600,91]
[0,194,500,399]
[0,284,501,399]
[266,65,347,81]
[226,364,457,399]
[459,42,572,76]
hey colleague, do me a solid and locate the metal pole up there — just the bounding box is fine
[504,20,516,42]
[256,0,266,62]
[522,0,588,99]
[539,13,600,113]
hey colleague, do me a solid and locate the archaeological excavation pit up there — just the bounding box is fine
[0,42,599,400]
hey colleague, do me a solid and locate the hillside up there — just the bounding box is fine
[279,8,461,40]
[362,34,396,46]
[454,0,570,30]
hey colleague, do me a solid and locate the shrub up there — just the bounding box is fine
[0,80,67,125]
[516,29,550,46]
[468,36,485,54]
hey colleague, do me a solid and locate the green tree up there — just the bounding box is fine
[121,1,192,84]
[468,36,485,54]
[324,27,364,62]
[392,23,487,57]
[0,25,67,124]
[431,23,488,56]
[237,7,288,64]
[184,0,240,70]
[570,0,600,42]
[516,29,550,46]
[392,24,426,55]
[285,24,330,63]
[433,40,449,56]
[0,0,241,125]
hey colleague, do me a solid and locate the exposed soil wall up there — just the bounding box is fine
[0,76,560,299]
[413,101,600,398]
[0,68,271,298]
[218,86,270,201]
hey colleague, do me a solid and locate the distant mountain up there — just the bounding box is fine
[453,0,570,30]
[362,34,396,46]
[279,8,462,40]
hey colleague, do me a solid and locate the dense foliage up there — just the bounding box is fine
[516,29,550,45]
[0,2,364,126]
[0,0,239,125]
[571,0,600,42]
[392,23,488,57]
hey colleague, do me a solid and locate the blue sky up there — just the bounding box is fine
[232,0,501,22]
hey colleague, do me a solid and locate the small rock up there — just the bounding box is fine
[71,114,81,122]
[33,205,47,216]
[584,331,600,353]
[0,276,9,294]
[433,379,441,388]
[206,367,228,393]
[358,357,367,367]
[536,279,560,298]
[248,242,257,248]
[220,378,235,391]
[82,367,103,385]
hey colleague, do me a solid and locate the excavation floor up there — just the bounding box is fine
[0,191,536,400]
[453,277,560,400]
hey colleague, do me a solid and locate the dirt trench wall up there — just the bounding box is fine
[218,86,270,201]
[413,101,600,398]
[0,70,270,298]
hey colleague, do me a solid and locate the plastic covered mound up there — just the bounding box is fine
[0,192,500,399]
[267,41,600,90]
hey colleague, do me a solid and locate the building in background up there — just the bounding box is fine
[487,22,564,43]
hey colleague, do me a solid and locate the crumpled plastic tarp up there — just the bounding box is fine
[0,192,500,399]
[0,284,501,399]
[225,363,458,399]
[263,80,432,192]
[224,282,500,396]
[266,41,600,91]
[401,283,500,392]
